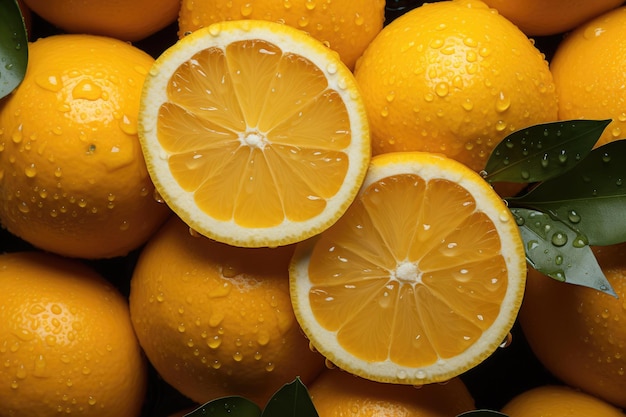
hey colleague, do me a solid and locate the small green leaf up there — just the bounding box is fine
[456,411,508,417]
[184,396,262,417]
[510,140,626,246]
[511,208,616,297]
[483,119,610,184]
[262,378,318,417]
[0,0,29,99]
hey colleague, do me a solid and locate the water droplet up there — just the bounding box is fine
[551,232,568,247]
[602,152,611,163]
[568,210,581,224]
[499,332,513,348]
[207,335,221,349]
[495,91,511,112]
[435,82,449,97]
[233,352,243,362]
[72,79,102,101]
[520,170,530,180]
[265,362,275,372]
[555,255,564,266]
[240,2,252,16]
[558,151,568,164]
[35,74,62,92]
[573,234,589,248]
[540,153,550,168]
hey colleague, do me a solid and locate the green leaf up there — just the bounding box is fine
[0,0,29,99]
[511,208,616,297]
[184,396,262,417]
[262,378,318,417]
[510,140,626,246]
[456,411,509,417]
[483,119,610,184]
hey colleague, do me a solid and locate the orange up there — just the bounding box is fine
[353,0,558,173]
[138,20,370,248]
[0,251,147,417]
[129,215,326,407]
[501,385,626,417]
[22,0,180,41]
[290,151,527,385]
[309,368,475,417]
[0,34,171,259]
[550,5,626,147]
[519,243,626,409]
[177,0,386,70]
[481,0,624,36]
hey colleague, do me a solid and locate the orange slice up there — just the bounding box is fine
[138,20,370,247]
[290,151,527,385]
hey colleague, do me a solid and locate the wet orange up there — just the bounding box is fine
[0,251,147,416]
[129,215,326,407]
[22,0,179,41]
[0,34,171,259]
[520,243,626,409]
[354,0,558,173]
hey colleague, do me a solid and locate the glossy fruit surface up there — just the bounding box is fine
[0,251,147,417]
[178,0,386,69]
[354,0,558,172]
[551,5,626,147]
[520,243,626,409]
[0,34,171,259]
[130,216,326,407]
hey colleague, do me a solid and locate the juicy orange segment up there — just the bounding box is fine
[139,20,370,247]
[290,152,526,385]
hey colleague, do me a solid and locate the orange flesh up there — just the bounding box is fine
[156,39,352,228]
[307,174,508,367]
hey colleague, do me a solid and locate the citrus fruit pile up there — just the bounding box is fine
[1,0,625,416]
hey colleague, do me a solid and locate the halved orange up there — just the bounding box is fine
[138,20,370,247]
[290,151,526,385]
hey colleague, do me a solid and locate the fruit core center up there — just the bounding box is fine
[241,130,268,149]
[393,261,421,284]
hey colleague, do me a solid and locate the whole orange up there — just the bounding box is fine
[129,215,326,407]
[354,0,558,173]
[22,0,179,41]
[501,384,626,417]
[481,0,624,36]
[550,5,626,147]
[177,0,386,70]
[0,34,171,259]
[0,251,147,416]
[308,368,475,417]
[519,243,626,409]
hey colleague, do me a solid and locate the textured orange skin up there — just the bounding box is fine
[482,0,624,36]
[0,35,171,259]
[520,243,626,409]
[309,368,475,417]
[354,0,558,173]
[501,385,626,417]
[0,251,147,417]
[550,6,626,147]
[129,216,326,407]
[177,0,386,70]
[22,0,179,41]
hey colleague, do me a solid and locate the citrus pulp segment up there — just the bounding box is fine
[138,20,370,248]
[289,151,527,385]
